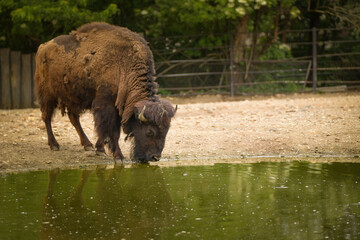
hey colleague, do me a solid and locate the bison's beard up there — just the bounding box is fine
[129,139,161,163]
[129,139,147,163]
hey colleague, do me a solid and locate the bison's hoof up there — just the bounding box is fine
[114,158,124,165]
[50,145,60,151]
[84,145,95,151]
[152,156,161,162]
[96,150,107,157]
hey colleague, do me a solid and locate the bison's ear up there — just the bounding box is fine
[159,99,177,118]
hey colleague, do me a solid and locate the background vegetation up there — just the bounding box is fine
[1,0,359,53]
[0,0,359,95]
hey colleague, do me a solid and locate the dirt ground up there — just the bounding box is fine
[1,93,360,173]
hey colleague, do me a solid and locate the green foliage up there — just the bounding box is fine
[158,89,172,96]
[134,0,300,60]
[0,0,119,52]
[237,82,303,94]
[259,43,293,60]
[1,0,358,55]
[136,0,262,36]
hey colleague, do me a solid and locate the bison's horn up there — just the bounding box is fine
[138,106,148,122]
[175,105,178,113]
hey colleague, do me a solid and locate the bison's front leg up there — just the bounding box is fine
[68,112,94,151]
[95,138,106,156]
[92,96,124,162]
[108,129,124,160]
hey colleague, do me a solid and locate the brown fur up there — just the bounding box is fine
[34,22,175,162]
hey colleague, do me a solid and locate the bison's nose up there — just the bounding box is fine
[151,155,161,161]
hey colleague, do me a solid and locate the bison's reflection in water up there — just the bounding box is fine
[40,165,174,239]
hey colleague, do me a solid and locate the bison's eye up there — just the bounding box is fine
[146,127,156,137]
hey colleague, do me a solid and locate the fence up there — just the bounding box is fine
[155,59,312,95]
[1,27,359,109]
[0,49,36,109]
[152,27,360,96]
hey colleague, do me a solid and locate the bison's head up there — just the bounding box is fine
[123,99,177,163]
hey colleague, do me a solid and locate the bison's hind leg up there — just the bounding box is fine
[68,112,94,151]
[40,98,60,151]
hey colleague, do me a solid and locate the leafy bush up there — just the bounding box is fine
[0,0,119,52]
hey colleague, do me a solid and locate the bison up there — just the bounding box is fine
[34,22,177,163]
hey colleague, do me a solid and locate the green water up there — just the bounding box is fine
[0,161,359,239]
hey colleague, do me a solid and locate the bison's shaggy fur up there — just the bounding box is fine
[35,22,176,162]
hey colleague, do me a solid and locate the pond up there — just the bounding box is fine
[1,161,360,239]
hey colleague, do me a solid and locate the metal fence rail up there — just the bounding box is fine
[153,27,360,96]
[156,60,312,94]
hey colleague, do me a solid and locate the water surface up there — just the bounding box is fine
[1,161,359,239]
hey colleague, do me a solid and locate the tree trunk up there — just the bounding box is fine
[233,15,250,64]
[245,10,260,81]
[233,15,250,84]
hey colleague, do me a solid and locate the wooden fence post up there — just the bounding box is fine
[1,48,11,109]
[11,51,21,108]
[31,53,36,107]
[21,54,32,108]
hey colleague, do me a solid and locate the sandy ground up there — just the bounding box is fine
[0,93,359,173]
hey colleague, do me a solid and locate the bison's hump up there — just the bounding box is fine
[53,35,80,53]
[72,22,147,47]
[75,22,116,33]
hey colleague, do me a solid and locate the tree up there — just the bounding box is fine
[135,0,300,62]
[135,0,301,84]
